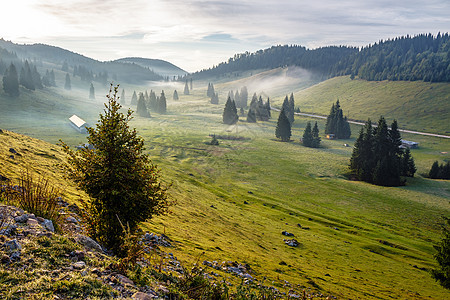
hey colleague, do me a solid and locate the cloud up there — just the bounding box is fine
[2,0,449,71]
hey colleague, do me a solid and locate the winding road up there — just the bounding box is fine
[271,107,450,139]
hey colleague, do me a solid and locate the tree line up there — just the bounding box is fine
[191,33,449,83]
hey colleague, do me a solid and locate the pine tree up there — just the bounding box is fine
[240,86,248,108]
[2,63,19,96]
[431,217,450,289]
[184,81,189,95]
[247,108,256,123]
[312,122,321,148]
[302,122,313,147]
[325,100,351,139]
[275,109,291,142]
[89,83,95,100]
[350,119,375,182]
[282,95,294,124]
[32,65,43,89]
[64,73,71,90]
[158,91,167,114]
[20,61,35,90]
[210,92,219,104]
[173,90,179,100]
[136,93,151,117]
[429,161,440,179]
[288,93,295,123]
[149,90,157,110]
[401,148,416,177]
[256,96,269,121]
[60,85,168,256]
[49,70,56,87]
[265,98,271,118]
[222,96,238,125]
[131,91,138,105]
[120,89,126,104]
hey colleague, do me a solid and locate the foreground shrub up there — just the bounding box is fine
[61,84,169,256]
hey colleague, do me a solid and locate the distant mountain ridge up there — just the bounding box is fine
[114,57,187,78]
[0,39,185,83]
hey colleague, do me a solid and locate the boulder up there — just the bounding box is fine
[42,219,55,232]
[72,261,86,269]
[132,292,156,299]
[4,239,22,251]
[75,234,102,252]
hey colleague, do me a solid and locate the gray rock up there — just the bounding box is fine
[36,217,44,223]
[75,234,102,252]
[282,231,294,237]
[9,148,17,154]
[132,292,156,299]
[4,239,21,251]
[10,251,20,261]
[42,219,55,232]
[115,273,135,286]
[284,239,299,247]
[26,218,39,226]
[14,214,28,223]
[66,216,78,224]
[73,261,86,269]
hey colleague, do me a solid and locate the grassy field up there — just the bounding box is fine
[1,77,450,298]
[285,76,450,135]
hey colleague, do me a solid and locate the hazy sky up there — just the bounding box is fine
[2,0,449,72]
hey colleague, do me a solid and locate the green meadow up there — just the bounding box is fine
[1,74,450,299]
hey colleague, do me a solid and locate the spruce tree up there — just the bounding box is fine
[149,90,157,110]
[247,108,256,123]
[49,70,56,86]
[20,61,35,90]
[256,96,269,121]
[312,122,321,148]
[184,81,189,95]
[158,91,167,114]
[240,86,248,108]
[275,109,291,142]
[429,161,440,179]
[222,96,238,125]
[266,98,271,118]
[131,91,138,105]
[89,83,95,100]
[350,119,375,182]
[288,93,295,123]
[282,95,294,124]
[32,65,43,89]
[3,63,20,96]
[401,148,416,177]
[190,78,193,90]
[173,90,179,100]
[60,85,168,256]
[210,92,219,104]
[64,73,71,90]
[302,122,313,147]
[325,100,351,139]
[120,89,126,104]
[136,93,151,117]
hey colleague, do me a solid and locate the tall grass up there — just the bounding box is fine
[1,170,61,227]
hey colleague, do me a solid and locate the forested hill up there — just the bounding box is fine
[191,33,449,83]
[191,45,358,80]
[338,33,450,82]
[0,39,164,84]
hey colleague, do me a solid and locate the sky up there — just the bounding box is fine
[1,0,449,72]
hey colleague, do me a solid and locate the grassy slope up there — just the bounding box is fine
[287,76,450,135]
[1,78,450,298]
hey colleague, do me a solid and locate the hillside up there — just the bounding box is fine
[191,33,449,84]
[115,57,187,78]
[2,80,449,298]
[289,76,450,135]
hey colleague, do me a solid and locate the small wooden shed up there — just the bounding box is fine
[69,115,88,134]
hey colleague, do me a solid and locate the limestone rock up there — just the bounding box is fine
[75,234,102,252]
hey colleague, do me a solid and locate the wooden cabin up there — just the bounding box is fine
[69,115,88,134]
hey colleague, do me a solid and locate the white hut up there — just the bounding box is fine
[69,115,88,133]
